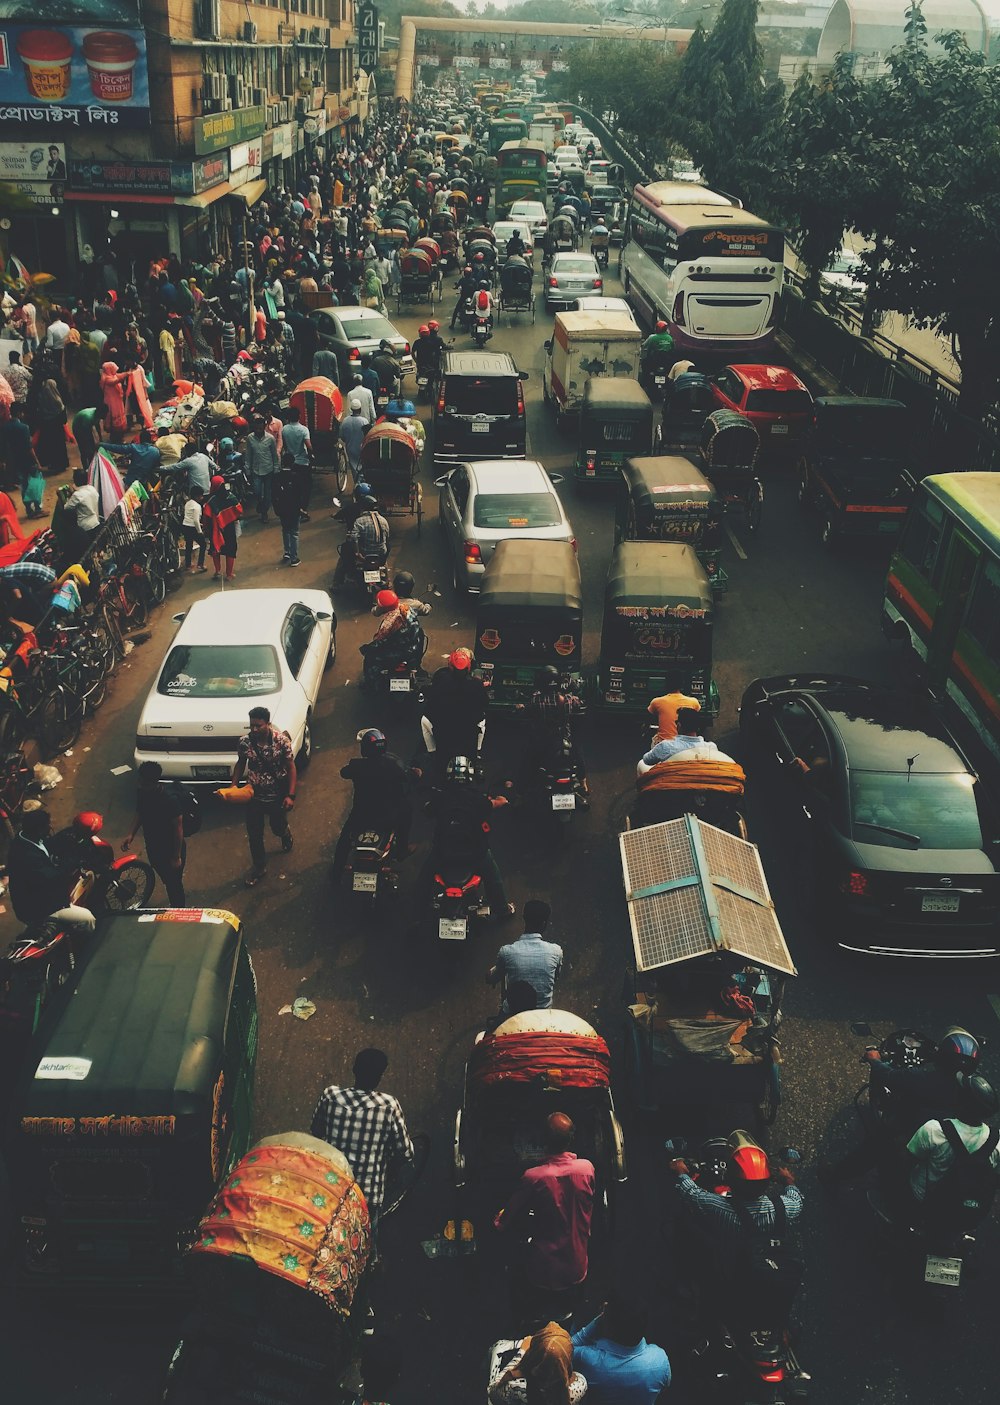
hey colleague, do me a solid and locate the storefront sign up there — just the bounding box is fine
[67,152,229,197]
[0,23,150,129]
[230,139,261,179]
[274,122,293,160]
[191,151,228,194]
[453,55,478,69]
[261,128,274,163]
[194,103,265,157]
[419,54,439,66]
[358,1,379,75]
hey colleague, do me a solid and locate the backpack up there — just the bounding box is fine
[733,1193,803,1325]
[927,1120,1000,1232]
[172,781,202,838]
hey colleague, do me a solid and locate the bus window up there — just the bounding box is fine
[898,496,944,582]
[964,557,1000,659]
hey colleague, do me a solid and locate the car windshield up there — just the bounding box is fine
[158,644,281,698]
[473,492,561,529]
[745,389,813,414]
[850,771,984,850]
[338,317,395,342]
[555,258,597,275]
[444,377,518,416]
[512,204,543,218]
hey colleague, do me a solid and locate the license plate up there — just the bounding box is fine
[924,1253,962,1287]
[552,793,576,811]
[771,423,789,435]
[193,765,230,779]
[353,872,378,893]
[389,677,411,692]
[921,893,960,913]
[439,917,468,941]
[471,421,489,433]
[363,570,382,584]
[654,374,666,385]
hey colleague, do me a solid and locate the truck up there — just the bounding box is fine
[528,120,557,154]
[542,311,643,424]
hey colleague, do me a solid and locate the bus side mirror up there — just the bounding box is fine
[543,341,552,353]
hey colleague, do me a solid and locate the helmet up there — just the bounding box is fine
[446,755,474,784]
[359,495,379,511]
[393,570,415,597]
[728,1143,771,1190]
[418,324,430,337]
[379,339,393,351]
[393,399,416,417]
[375,589,399,610]
[220,437,234,452]
[464,264,472,274]
[474,251,485,262]
[72,811,103,836]
[354,481,373,501]
[656,320,668,333]
[359,727,387,759]
[955,1072,1000,1122]
[937,1027,982,1074]
[428,320,440,332]
[449,648,472,671]
[537,664,560,690]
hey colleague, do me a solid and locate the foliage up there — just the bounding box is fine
[506,0,602,20]
[380,0,458,36]
[560,40,680,156]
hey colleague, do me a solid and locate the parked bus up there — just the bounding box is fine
[883,473,1000,769]
[619,181,784,357]
[487,116,528,157]
[494,139,547,217]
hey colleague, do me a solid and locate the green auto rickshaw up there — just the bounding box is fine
[596,541,719,715]
[575,379,654,489]
[7,908,257,1287]
[473,538,583,708]
[615,454,728,592]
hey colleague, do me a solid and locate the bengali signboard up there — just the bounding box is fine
[67,152,230,198]
[0,22,149,130]
[358,1,379,75]
[550,60,568,72]
[195,104,265,157]
[453,55,478,68]
[419,54,439,67]
[488,56,510,69]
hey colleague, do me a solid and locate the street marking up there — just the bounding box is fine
[726,525,748,560]
[987,994,1000,1025]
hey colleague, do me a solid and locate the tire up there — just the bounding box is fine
[334,443,349,495]
[79,651,107,712]
[104,858,155,912]
[758,1059,781,1127]
[38,687,83,758]
[297,712,312,769]
[88,615,116,674]
[102,602,127,662]
[148,564,167,606]
[122,573,149,629]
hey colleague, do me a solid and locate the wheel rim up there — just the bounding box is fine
[821,518,833,544]
[106,860,154,911]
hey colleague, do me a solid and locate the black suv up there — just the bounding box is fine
[433,351,528,465]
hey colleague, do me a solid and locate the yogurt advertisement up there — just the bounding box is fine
[0,19,150,130]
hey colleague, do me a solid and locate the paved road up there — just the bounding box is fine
[2,265,997,1405]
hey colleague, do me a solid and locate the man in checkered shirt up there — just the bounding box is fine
[310,1048,414,1238]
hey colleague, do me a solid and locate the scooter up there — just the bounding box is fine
[470,287,494,348]
[430,861,490,941]
[345,826,396,905]
[360,627,428,702]
[537,724,588,825]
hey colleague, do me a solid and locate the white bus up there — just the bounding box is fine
[619,181,784,357]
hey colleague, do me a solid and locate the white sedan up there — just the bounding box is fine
[134,589,336,782]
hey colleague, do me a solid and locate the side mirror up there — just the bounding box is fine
[315,611,333,622]
[434,475,450,488]
[518,369,530,380]
[171,611,187,623]
[543,341,552,353]
[549,472,564,485]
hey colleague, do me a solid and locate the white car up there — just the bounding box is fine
[509,199,548,241]
[134,589,336,782]
[570,296,638,324]
[492,221,535,262]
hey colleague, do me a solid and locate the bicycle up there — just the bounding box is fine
[0,639,85,758]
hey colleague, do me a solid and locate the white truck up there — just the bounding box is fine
[528,120,557,154]
[542,311,642,423]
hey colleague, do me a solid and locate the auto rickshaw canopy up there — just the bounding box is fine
[290,378,343,433]
[583,378,652,419]
[605,541,714,616]
[469,1009,611,1089]
[479,538,583,615]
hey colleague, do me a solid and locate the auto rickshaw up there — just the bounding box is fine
[289,376,347,490]
[596,541,718,716]
[619,814,796,1125]
[498,256,535,325]
[656,371,717,452]
[575,379,653,489]
[163,1133,370,1403]
[6,909,257,1287]
[615,454,728,591]
[699,409,764,534]
[473,538,583,708]
[359,420,422,534]
[454,1010,626,1223]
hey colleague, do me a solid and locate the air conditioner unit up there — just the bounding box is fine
[279,100,289,122]
[311,70,322,85]
[310,26,322,43]
[243,21,258,44]
[212,73,225,99]
[203,98,218,114]
[252,88,265,108]
[198,0,222,42]
[220,97,233,111]
[298,28,308,43]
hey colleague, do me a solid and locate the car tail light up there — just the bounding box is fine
[842,869,870,897]
[516,379,525,416]
[570,537,578,553]
[755,1365,785,1383]
[403,341,410,354]
[593,277,602,288]
[438,386,446,413]
[349,346,360,360]
[464,541,482,563]
[672,292,685,327]
[549,276,558,287]
[585,455,596,474]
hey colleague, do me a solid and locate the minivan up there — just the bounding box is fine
[434,351,529,464]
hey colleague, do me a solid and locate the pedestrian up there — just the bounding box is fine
[310,1048,414,1246]
[487,900,563,1015]
[231,704,296,887]
[2,403,41,507]
[64,466,101,558]
[571,1292,672,1403]
[243,414,279,523]
[279,404,314,520]
[339,397,368,477]
[494,1112,595,1326]
[122,761,187,906]
[33,363,69,474]
[182,485,207,572]
[6,807,96,935]
[272,456,301,566]
[2,350,31,403]
[203,473,242,581]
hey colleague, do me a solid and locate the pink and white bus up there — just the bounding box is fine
[619,181,784,356]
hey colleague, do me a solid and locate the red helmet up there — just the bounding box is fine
[376,589,399,610]
[656,320,668,333]
[474,251,485,262]
[729,1144,770,1188]
[418,324,430,337]
[428,320,440,332]
[73,811,104,836]
[476,289,490,311]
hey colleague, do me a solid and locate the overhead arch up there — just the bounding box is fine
[816,0,988,62]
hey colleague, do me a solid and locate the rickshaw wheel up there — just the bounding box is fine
[105,858,156,911]
[745,480,764,534]
[530,297,536,325]
[334,443,350,495]
[758,1059,781,1126]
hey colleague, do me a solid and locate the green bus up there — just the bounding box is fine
[494,138,547,218]
[882,472,1000,768]
[488,116,528,156]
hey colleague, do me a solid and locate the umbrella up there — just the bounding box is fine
[88,450,125,518]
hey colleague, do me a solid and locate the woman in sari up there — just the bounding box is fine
[203,473,243,581]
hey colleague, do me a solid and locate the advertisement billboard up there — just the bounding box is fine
[358,2,379,75]
[0,20,149,130]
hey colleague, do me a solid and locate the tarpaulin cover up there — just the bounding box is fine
[290,377,344,433]
[190,1141,370,1317]
[638,759,746,795]
[470,1031,611,1089]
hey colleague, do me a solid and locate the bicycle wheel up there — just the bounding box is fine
[381,1131,431,1220]
[103,858,155,912]
[79,647,107,712]
[87,614,116,674]
[101,601,127,662]
[159,526,183,577]
[122,573,150,629]
[334,441,350,495]
[147,560,167,606]
[0,701,25,755]
[38,686,84,758]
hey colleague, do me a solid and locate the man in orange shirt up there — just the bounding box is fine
[648,686,701,742]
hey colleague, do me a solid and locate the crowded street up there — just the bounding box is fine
[0,69,999,1405]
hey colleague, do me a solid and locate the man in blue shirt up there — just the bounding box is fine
[169,448,215,496]
[99,429,161,487]
[487,899,563,1015]
[572,1291,671,1403]
[637,708,734,774]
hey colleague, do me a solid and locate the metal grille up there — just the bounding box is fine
[619,820,697,896]
[714,887,791,972]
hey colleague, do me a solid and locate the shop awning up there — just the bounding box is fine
[175,178,268,211]
[233,179,267,209]
[65,191,176,206]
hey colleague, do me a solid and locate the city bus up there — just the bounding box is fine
[883,472,1000,770]
[479,91,505,112]
[487,116,528,157]
[494,139,547,217]
[619,181,785,357]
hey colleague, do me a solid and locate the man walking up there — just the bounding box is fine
[487,899,563,1015]
[244,415,279,523]
[310,1048,414,1243]
[122,761,187,905]
[280,404,314,521]
[231,705,296,887]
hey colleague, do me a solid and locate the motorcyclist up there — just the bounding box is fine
[421,648,488,777]
[332,493,390,589]
[6,807,97,934]
[505,229,526,260]
[422,755,516,918]
[413,324,437,380]
[640,321,675,376]
[589,219,610,261]
[369,338,402,396]
[516,665,589,799]
[450,264,478,330]
[330,728,420,880]
[426,319,446,371]
[333,480,375,529]
[904,1073,1000,1222]
[360,589,426,686]
[392,569,432,620]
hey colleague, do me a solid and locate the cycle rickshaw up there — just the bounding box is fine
[359,421,423,535]
[498,257,535,325]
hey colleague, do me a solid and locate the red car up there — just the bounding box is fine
[710,364,814,450]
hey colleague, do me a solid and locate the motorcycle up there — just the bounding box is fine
[50,820,156,915]
[430,861,490,942]
[361,625,428,702]
[470,287,494,348]
[345,826,396,906]
[667,1131,811,1404]
[343,551,390,600]
[415,371,433,403]
[536,722,588,825]
[641,353,674,401]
